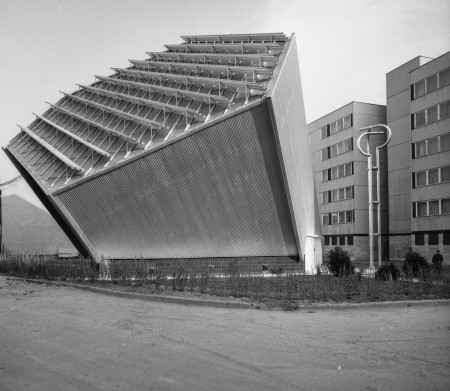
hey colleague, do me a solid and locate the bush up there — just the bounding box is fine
[402,251,429,277]
[375,263,400,281]
[325,247,354,276]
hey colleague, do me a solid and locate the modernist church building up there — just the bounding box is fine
[4,33,322,272]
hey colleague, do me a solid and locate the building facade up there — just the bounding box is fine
[308,102,387,265]
[5,33,321,272]
[387,52,450,261]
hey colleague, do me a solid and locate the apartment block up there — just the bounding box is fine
[308,102,387,264]
[387,52,450,261]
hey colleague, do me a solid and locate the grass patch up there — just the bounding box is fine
[1,254,449,307]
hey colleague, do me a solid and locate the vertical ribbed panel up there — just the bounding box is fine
[56,102,298,259]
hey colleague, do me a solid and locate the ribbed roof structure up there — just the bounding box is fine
[5,33,321,270]
[7,33,288,191]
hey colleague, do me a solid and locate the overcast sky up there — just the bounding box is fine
[1,0,449,181]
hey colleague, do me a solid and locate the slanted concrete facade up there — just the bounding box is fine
[308,102,387,265]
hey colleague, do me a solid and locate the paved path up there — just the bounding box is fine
[0,279,449,390]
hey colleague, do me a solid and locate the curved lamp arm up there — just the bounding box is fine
[357,124,392,156]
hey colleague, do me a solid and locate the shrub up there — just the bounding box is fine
[325,247,354,276]
[402,251,429,277]
[375,263,400,281]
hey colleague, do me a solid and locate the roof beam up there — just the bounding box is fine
[59,91,164,129]
[180,33,287,44]
[130,60,272,81]
[45,102,143,146]
[33,113,111,158]
[77,84,205,121]
[95,75,230,107]
[17,125,85,172]
[164,43,283,55]
[112,68,266,94]
[145,52,278,67]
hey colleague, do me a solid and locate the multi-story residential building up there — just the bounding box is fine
[386,51,450,261]
[308,102,387,265]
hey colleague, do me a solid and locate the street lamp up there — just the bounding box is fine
[357,124,392,271]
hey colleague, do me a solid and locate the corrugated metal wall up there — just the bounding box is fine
[56,102,298,259]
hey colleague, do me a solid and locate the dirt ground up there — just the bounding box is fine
[0,278,449,391]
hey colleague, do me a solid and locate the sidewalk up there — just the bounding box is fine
[3,275,450,311]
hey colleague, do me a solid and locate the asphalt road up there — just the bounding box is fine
[0,278,449,391]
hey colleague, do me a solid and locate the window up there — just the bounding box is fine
[322,162,354,182]
[441,166,450,183]
[330,189,336,202]
[324,210,354,225]
[442,134,450,151]
[345,210,354,223]
[427,75,438,92]
[346,186,353,199]
[428,137,438,154]
[348,138,353,151]
[416,171,426,187]
[331,212,338,224]
[414,199,450,218]
[330,144,338,157]
[414,80,425,98]
[332,236,337,245]
[429,233,439,245]
[415,110,426,127]
[440,101,450,119]
[323,186,354,204]
[415,140,426,157]
[415,166,449,186]
[444,232,450,245]
[415,234,424,245]
[330,122,337,135]
[429,200,440,215]
[412,68,450,99]
[417,202,428,217]
[428,105,438,123]
[428,169,439,184]
[324,236,330,246]
[331,166,338,179]
[345,162,353,175]
[321,115,352,139]
[441,68,450,87]
[339,236,346,245]
[442,199,450,214]
[413,133,450,159]
[326,139,353,159]
[412,101,450,128]
[347,235,354,246]
[343,115,352,129]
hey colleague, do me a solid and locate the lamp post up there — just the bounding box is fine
[356,125,391,271]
